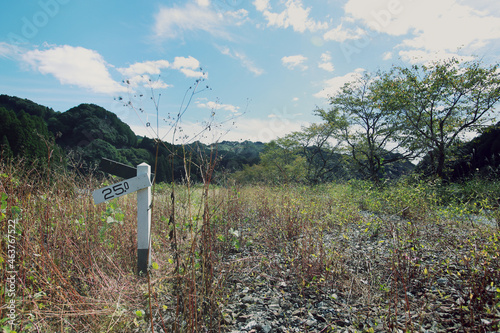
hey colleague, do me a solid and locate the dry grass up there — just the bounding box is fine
[1,160,148,332]
[1,160,499,332]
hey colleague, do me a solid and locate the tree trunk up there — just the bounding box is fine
[436,144,446,179]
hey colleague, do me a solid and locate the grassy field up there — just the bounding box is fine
[1,160,499,332]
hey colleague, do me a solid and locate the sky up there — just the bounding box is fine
[1,0,500,144]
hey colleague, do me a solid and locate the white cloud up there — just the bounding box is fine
[196,0,210,7]
[318,62,335,72]
[254,0,328,33]
[225,116,309,142]
[382,51,393,61]
[253,0,270,12]
[171,56,207,78]
[225,9,250,25]
[154,4,223,39]
[343,0,500,62]
[123,75,172,90]
[118,60,170,78]
[282,54,308,70]
[323,23,366,42]
[130,105,309,143]
[130,101,311,142]
[318,52,334,72]
[314,68,365,100]
[197,100,240,113]
[171,56,200,70]
[117,58,204,89]
[320,52,331,62]
[218,46,265,76]
[166,117,310,143]
[21,45,125,94]
[0,42,19,59]
[153,2,248,40]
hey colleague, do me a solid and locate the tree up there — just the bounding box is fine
[259,140,307,184]
[78,139,126,169]
[232,141,306,184]
[0,108,21,155]
[56,104,137,148]
[320,73,414,184]
[1,135,13,159]
[282,123,346,184]
[377,58,500,178]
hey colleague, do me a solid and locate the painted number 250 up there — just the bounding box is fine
[102,182,130,200]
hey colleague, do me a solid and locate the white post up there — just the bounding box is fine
[137,163,151,275]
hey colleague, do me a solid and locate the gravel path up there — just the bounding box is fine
[145,211,500,332]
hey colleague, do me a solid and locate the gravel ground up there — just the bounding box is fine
[144,211,500,332]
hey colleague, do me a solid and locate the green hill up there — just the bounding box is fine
[0,95,266,182]
[54,103,137,148]
[0,95,59,164]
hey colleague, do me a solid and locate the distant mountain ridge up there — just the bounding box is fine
[0,95,265,182]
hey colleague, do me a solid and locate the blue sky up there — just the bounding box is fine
[1,0,500,143]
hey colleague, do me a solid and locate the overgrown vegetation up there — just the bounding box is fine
[1,158,499,332]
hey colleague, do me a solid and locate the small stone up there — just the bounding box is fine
[305,319,316,327]
[268,303,280,310]
[270,297,280,305]
[242,295,254,304]
[437,278,448,285]
[481,318,491,325]
[261,323,272,333]
[280,300,292,310]
[237,314,252,322]
[291,308,306,316]
[243,320,259,331]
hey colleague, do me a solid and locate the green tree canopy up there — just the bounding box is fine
[376,58,500,178]
[55,104,137,148]
[280,123,346,184]
[320,73,414,184]
[0,107,56,164]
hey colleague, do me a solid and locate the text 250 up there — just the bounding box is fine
[102,182,130,200]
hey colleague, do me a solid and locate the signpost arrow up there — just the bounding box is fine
[92,173,151,205]
[93,159,153,276]
[99,158,137,179]
[98,158,155,182]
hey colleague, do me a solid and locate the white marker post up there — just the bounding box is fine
[92,162,152,275]
[136,163,151,275]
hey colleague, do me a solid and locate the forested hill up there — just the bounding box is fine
[52,103,138,148]
[0,95,265,182]
[2,94,496,183]
[0,95,58,164]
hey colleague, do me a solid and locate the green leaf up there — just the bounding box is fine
[0,192,7,210]
[11,206,21,217]
[151,262,159,270]
[115,212,125,222]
